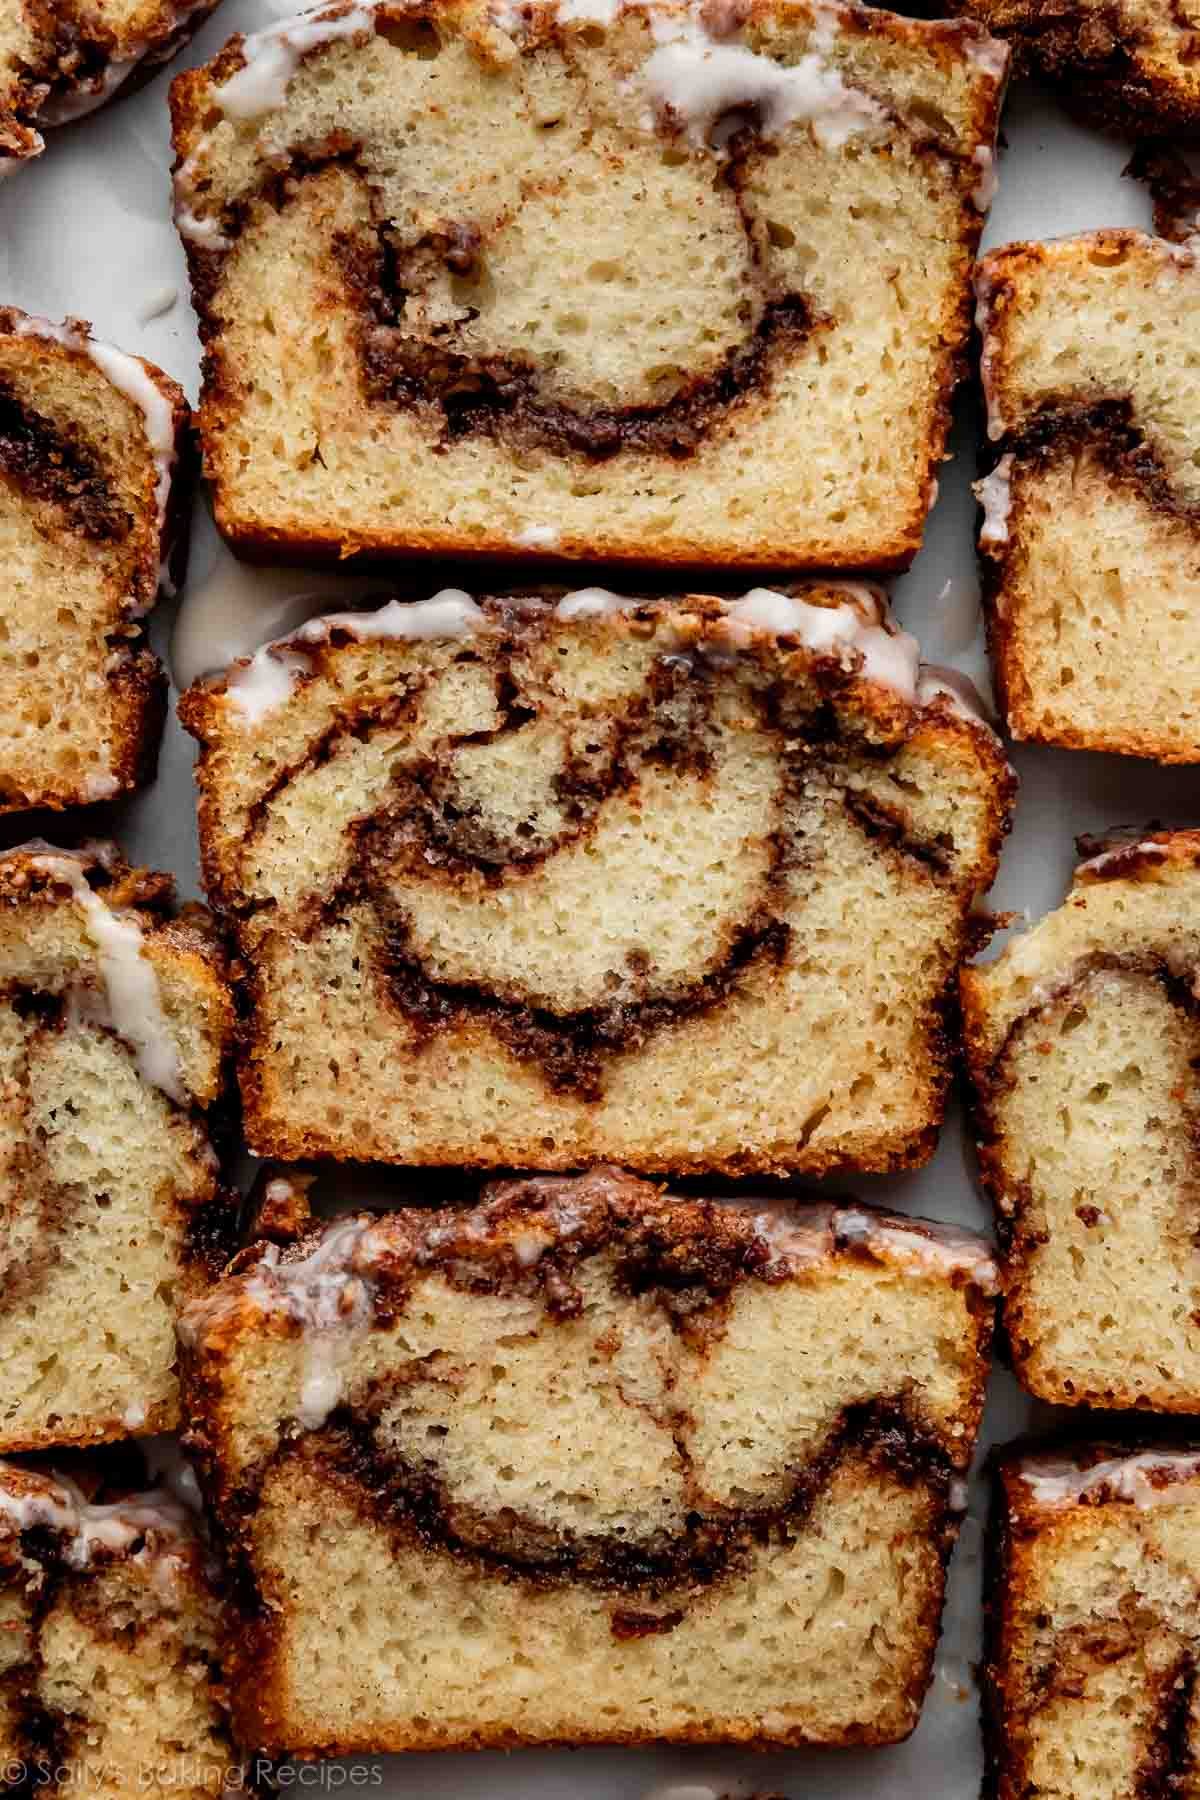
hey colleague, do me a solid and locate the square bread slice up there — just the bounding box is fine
[961,829,1200,1412]
[951,0,1200,137]
[987,1444,1200,1799]
[0,843,238,1452]
[0,1458,253,1799]
[0,307,190,811]
[974,231,1200,763]
[178,1169,998,1757]
[0,0,224,174]
[179,584,1014,1177]
[169,0,1007,572]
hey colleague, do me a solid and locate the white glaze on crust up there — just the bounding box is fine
[209,584,1003,732]
[1073,836,1172,880]
[212,2,377,119]
[0,1467,193,1571]
[747,1200,999,1292]
[1017,1450,1200,1512]
[975,455,1013,549]
[15,849,187,1105]
[222,589,483,722]
[179,1177,998,1435]
[2,309,178,567]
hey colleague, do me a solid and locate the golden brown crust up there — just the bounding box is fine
[0,843,240,1452]
[950,0,1200,138]
[0,0,226,174]
[962,831,1200,1412]
[180,1174,995,1755]
[181,590,1014,1177]
[0,311,192,811]
[170,0,1005,572]
[975,232,1200,762]
[985,1444,1200,1799]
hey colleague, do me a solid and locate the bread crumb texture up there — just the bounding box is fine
[179,1168,996,1755]
[0,307,190,811]
[0,1458,249,1800]
[0,844,236,1451]
[180,587,1013,1176]
[170,0,1006,569]
[975,231,1200,763]
[988,1446,1200,1798]
[962,830,1200,1411]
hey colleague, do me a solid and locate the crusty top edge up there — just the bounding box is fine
[1002,1446,1200,1519]
[0,842,231,1107]
[1071,827,1200,887]
[973,231,1198,442]
[0,1462,200,1570]
[0,305,188,556]
[0,840,174,912]
[182,584,998,742]
[189,0,1010,101]
[178,1170,999,1353]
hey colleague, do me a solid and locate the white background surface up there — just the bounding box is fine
[0,20,1186,1796]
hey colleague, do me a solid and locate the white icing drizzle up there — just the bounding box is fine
[916,663,996,733]
[747,1200,999,1293]
[975,454,1013,547]
[554,587,628,620]
[973,265,1005,442]
[214,3,376,120]
[38,58,139,127]
[972,143,997,211]
[1074,836,1170,879]
[721,585,922,697]
[170,541,384,693]
[1019,1450,1200,1512]
[641,27,883,153]
[35,0,211,127]
[25,852,187,1105]
[182,1177,996,1435]
[223,589,483,723]
[227,1217,381,1430]
[219,584,998,727]
[0,1471,192,1570]
[6,312,176,560]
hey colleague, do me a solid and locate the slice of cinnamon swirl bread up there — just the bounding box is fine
[962,831,1200,1411]
[0,844,237,1452]
[975,232,1200,763]
[0,1458,252,1799]
[988,1445,1200,1799]
[169,0,1006,572]
[179,1169,997,1757]
[0,308,189,811]
[180,585,1014,1177]
[1,0,223,175]
[952,0,1200,136]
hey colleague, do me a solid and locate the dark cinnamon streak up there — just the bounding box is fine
[380,912,792,1101]
[1138,1651,1197,1798]
[207,144,831,464]
[987,396,1200,539]
[246,1396,959,1614]
[229,625,956,1099]
[0,382,130,540]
